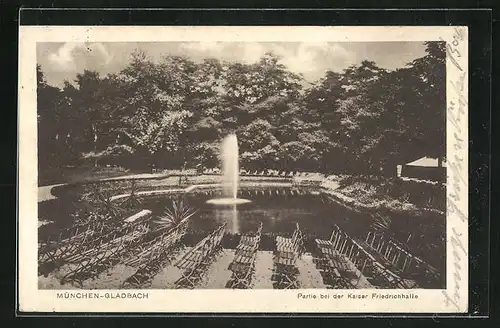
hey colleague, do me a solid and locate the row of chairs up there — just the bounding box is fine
[314,227,361,289]
[226,222,263,289]
[272,223,305,289]
[174,222,227,289]
[243,170,294,177]
[62,212,150,262]
[123,216,190,268]
[59,220,151,285]
[203,168,323,178]
[38,219,108,264]
[121,217,191,288]
[319,225,411,289]
[64,222,149,264]
[39,208,149,258]
[39,211,152,275]
[365,231,440,284]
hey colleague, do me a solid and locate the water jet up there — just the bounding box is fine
[206,134,251,206]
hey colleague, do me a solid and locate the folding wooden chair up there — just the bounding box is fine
[276,223,302,254]
[174,223,226,289]
[61,235,127,285]
[227,222,262,289]
[272,262,300,289]
[236,222,263,251]
[227,254,256,289]
[175,244,208,289]
[123,229,183,288]
[272,224,304,290]
[176,263,203,289]
[314,232,350,288]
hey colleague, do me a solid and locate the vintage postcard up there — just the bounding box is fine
[18,25,468,313]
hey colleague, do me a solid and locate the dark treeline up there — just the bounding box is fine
[37,42,445,175]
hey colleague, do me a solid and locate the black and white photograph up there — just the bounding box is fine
[18,25,468,313]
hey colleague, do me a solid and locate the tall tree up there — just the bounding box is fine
[37,42,446,175]
[37,65,66,168]
[406,41,446,166]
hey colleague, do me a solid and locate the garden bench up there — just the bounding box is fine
[319,260,351,288]
[64,227,122,262]
[231,253,254,265]
[315,237,333,248]
[320,225,404,287]
[39,231,89,263]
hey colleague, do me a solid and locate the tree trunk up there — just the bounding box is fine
[438,156,443,168]
[92,123,98,167]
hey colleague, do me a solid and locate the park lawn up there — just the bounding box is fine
[38,165,142,186]
[330,174,445,215]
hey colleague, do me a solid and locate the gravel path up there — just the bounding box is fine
[252,251,275,289]
[296,253,328,289]
[196,249,235,289]
[150,249,190,289]
[38,173,172,202]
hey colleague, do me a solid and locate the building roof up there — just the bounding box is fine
[405,156,446,168]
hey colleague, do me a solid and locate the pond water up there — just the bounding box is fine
[39,185,445,274]
[143,187,347,238]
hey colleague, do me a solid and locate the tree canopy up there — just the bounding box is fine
[37,42,446,175]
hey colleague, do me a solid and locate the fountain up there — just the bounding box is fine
[206,134,251,205]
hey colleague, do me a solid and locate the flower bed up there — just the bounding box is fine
[330,175,445,215]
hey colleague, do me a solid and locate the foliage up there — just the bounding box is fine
[37,42,446,175]
[87,185,125,220]
[153,197,198,232]
[120,180,142,209]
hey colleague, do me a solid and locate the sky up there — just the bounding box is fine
[37,41,427,88]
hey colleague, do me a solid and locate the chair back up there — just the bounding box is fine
[291,224,305,256]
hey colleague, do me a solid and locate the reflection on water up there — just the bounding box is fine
[187,187,344,238]
[139,187,335,237]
